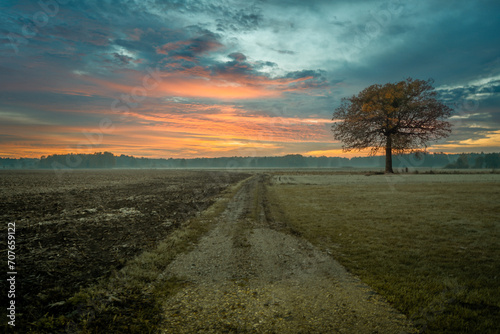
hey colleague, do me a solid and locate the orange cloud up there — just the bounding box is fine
[430,130,500,152]
[306,149,374,158]
[151,69,318,100]
[125,103,333,144]
[47,61,325,102]
[156,77,281,99]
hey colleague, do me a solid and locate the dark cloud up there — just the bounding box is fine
[438,82,500,123]
[112,28,184,68]
[285,70,324,80]
[112,52,134,65]
[228,52,247,62]
[150,0,224,13]
[481,82,500,94]
[49,24,111,46]
[336,1,500,88]
[0,134,18,144]
[187,32,223,55]
[284,70,329,90]
[276,49,295,55]
[211,53,255,77]
[216,7,263,32]
[445,125,495,143]
[254,60,278,69]
[147,0,263,32]
[157,31,223,61]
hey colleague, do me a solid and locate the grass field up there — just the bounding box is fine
[267,173,500,333]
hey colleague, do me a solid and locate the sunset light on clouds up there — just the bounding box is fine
[1,0,499,159]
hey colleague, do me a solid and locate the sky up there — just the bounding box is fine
[0,0,499,159]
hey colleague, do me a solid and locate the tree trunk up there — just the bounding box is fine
[385,134,394,173]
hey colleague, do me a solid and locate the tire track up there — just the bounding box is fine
[160,175,417,333]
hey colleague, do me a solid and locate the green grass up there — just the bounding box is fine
[268,178,500,333]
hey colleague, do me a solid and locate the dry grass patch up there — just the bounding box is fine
[268,177,500,333]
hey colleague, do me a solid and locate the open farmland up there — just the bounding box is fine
[1,169,499,333]
[0,169,250,332]
[268,172,500,333]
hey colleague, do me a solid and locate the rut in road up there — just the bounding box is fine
[160,175,417,333]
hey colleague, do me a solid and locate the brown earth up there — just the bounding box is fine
[0,169,249,331]
[1,170,420,333]
[160,175,418,333]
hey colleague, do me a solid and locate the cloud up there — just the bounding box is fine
[48,23,111,46]
[156,31,223,61]
[0,110,53,126]
[437,76,500,130]
[275,49,296,55]
[112,52,135,65]
[124,102,333,144]
[216,6,263,32]
[228,52,247,62]
[284,70,329,90]
[0,0,498,158]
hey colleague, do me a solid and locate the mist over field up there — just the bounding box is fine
[2,151,500,170]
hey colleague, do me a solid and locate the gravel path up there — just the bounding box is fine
[160,175,417,333]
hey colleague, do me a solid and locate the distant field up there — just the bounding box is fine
[272,172,500,185]
[268,173,500,333]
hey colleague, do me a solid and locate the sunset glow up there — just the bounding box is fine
[1,1,499,159]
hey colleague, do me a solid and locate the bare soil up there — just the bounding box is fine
[0,169,249,331]
[160,175,417,333]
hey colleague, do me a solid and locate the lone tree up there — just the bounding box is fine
[332,78,452,173]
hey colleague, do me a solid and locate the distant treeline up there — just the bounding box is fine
[1,152,499,169]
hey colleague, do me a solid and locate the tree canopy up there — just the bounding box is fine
[332,78,452,173]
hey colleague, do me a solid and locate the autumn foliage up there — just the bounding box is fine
[332,78,452,173]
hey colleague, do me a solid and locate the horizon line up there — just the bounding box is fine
[2,151,499,161]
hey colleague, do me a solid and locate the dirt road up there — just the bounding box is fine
[160,175,417,333]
